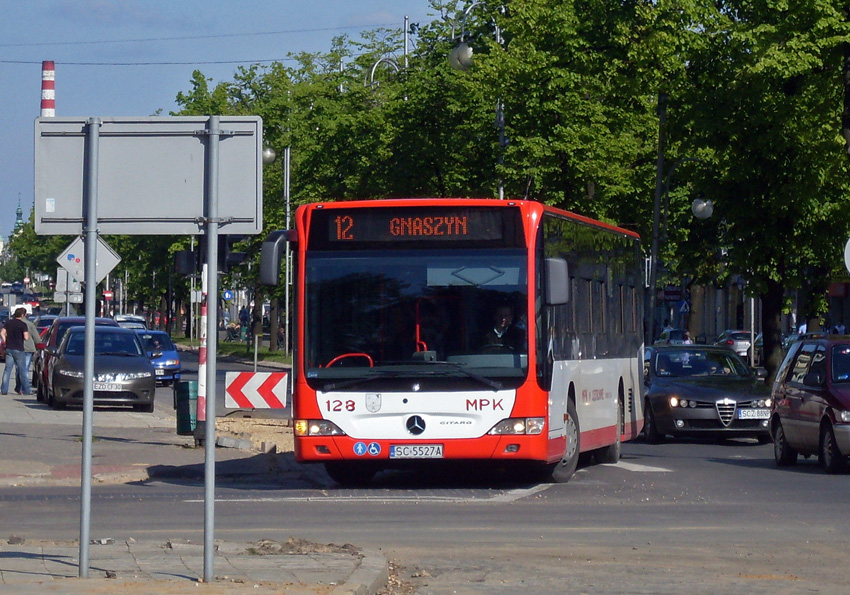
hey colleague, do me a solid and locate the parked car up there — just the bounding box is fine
[770,335,850,473]
[643,345,771,443]
[114,314,147,330]
[45,326,156,411]
[34,314,58,338]
[136,330,181,385]
[33,316,120,403]
[714,329,757,358]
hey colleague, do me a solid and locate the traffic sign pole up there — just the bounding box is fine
[78,117,101,578]
[202,115,221,582]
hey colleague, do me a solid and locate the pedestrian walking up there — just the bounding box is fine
[15,315,39,395]
[1,307,32,395]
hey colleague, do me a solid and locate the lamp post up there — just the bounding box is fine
[448,2,507,200]
[262,144,291,356]
[366,57,401,89]
[646,155,712,343]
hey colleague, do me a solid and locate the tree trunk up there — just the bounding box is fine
[761,278,786,389]
[688,284,706,341]
[158,295,168,331]
[174,298,185,338]
[269,297,280,351]
[842,33,850,157]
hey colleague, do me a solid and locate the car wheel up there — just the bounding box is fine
[550,399,580,483]
[819,423,846,474]
[773,421,797,466]
[644,400,665,444]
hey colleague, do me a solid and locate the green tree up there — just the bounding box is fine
[673,1,850,378]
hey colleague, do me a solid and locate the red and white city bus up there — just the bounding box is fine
[260,198,645,484]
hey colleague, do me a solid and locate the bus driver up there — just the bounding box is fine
[481,305,525,352]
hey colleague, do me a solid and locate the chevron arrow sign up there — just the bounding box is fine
[224,371,288,409]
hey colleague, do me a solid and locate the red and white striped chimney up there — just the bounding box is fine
[40,60,55,117]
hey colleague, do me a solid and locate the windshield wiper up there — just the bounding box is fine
[426,361,503,391]
[377,360,504,391]
[322,370,408,392]
[321,362,503,392]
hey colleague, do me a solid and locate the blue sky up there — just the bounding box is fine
[0,0,435,241]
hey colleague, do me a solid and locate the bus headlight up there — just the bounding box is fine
[294,419,345,437]
[488,417,545,435]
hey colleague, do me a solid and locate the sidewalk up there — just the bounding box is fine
[0,385,388,594]
[0,538,388,594]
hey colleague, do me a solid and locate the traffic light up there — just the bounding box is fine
[218,234,248,273]
[174,250,196,274]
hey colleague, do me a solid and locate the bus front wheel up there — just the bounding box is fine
[550,399,580,483]
[324,461,377,486]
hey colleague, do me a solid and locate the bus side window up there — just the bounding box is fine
[545,258,569,305]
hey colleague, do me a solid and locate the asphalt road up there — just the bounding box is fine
[2,431,848,594]
[3,346,846,593]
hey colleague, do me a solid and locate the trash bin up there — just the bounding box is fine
[174,380,198,436]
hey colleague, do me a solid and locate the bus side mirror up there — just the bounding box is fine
[259,230,295,286]
[545,258,569,305]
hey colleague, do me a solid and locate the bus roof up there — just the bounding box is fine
[297,198,641,242]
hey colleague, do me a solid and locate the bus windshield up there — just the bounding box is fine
[304,248,528,390]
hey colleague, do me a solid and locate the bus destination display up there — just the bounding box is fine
[311,207,520,247]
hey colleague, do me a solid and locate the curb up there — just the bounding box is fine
[332,548,390,595]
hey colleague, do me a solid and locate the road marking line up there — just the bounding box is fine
[186,485,553,504]
[603,461,672,472]
[489,484,552,502]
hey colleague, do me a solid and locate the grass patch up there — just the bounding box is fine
[173,335,291,366]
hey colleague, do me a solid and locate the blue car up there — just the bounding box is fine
[136,330,181,385]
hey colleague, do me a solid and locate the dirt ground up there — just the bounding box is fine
[214,415,295,454]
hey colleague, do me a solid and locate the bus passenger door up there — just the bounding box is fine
[542,258,570,446]
[549,359,569,441]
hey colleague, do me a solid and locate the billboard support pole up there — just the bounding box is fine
[202,115,221,582]
[78,117,101,578]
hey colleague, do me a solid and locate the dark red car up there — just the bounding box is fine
[33,316,119,403]
[770,335,850,473]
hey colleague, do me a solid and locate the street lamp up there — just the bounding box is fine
[366,57,401,88]
[262,144,291,356]
[691,194,714,220]
[448,2,507,200]
[646,156,710,342]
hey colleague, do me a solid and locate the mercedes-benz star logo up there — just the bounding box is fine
[406,415,426,436]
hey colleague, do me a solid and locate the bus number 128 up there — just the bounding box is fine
[326,400,356,412]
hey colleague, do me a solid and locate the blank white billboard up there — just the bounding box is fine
[34,116,263,235]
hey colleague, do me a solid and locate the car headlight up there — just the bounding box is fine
[669,397,679,408]
[488,417,545,435]
[294,419,345,436]
[840,410,850,423]
[58,369,84,378]
[162,359,180,366]
[116,372,153,380]
[754,399,772,408]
